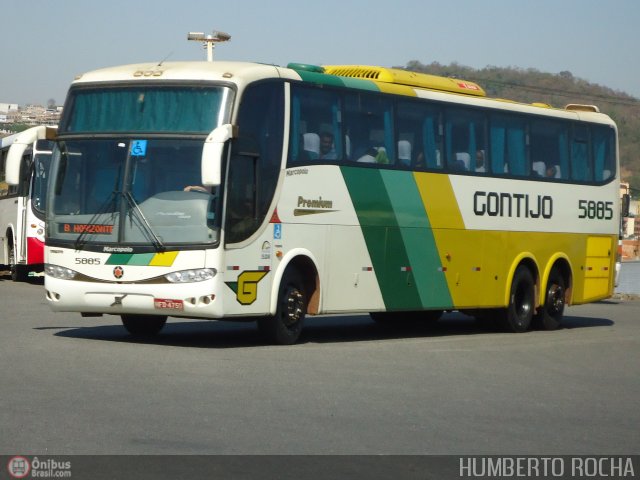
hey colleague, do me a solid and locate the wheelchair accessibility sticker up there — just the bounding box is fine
[130,140,148,157]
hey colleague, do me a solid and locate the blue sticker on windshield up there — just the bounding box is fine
[130,140,148,157]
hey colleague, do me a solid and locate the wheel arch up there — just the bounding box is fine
[270,249,320,315]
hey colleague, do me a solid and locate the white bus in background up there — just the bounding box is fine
[0,126,56,281]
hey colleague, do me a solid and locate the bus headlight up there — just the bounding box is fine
[45,264,78,280]
[165,268,217,283]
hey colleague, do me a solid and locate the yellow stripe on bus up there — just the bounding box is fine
[149,251,179,267]
[413,173,465,230]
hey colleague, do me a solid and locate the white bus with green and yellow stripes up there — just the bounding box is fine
[38,60,619,344]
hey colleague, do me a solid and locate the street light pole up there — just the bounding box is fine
[187,31,231,62]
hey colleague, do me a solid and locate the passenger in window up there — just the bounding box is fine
[532,161,546,177]
[319,131,337,160]
[545,165,558,178]
[356,146,378,163]
[475,150,486,173]
[451,152,469,171]
[294,135,312,163]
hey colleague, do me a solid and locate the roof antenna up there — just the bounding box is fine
[157,52,173,66]
[187,30,231,62]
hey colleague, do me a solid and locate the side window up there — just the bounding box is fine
[344,92,395,165]
[530,120,569,180]
[592,125,615,182]
[570,125,592,182]
[446,108,487,173]
[226,81,284,244]
[489,114,528,177]
[397,101,442,170]
[288,85,342,165]
[0,149,8,197]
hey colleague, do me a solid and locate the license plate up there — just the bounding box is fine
[154,298,184,310]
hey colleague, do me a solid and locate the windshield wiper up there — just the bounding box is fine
[74,190,119,250]
[123,192,165,251]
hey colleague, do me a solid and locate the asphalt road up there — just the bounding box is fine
[1,275,639,456]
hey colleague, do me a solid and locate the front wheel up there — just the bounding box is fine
[121,314,167,337]
[534,268,565,330]
[258,268,307,345]
[8,241,29,282]
[500,266,535,333]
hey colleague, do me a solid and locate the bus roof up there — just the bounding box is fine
[69,61,613,125]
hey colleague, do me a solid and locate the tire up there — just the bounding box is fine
[500,265,535,333]
[258,268,306,345]
[121,314,167,337]
[8,241,29,282]
[534,267,565,330]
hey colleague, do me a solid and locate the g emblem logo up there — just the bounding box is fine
[225,270,269,305]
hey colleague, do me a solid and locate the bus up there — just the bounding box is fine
[32,60,619,344]
[1,126,55,281]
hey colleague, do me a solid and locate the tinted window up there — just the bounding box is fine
[343,93,395,164]
[289,85,342,164]
[226,81,284,243]
[571,125,591,182]
[446,108,487,173]
[490,114,527,176]
[61,86,231,134]
[397,101,443,170]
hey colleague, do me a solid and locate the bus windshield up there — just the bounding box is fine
[60,85,231,134]
[48,84,232,248]
[47,138,221,248]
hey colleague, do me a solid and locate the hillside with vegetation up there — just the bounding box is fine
[403,60,640,191]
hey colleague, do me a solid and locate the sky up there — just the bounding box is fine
[3,0,640,106]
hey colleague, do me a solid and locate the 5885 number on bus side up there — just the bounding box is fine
[578,200,614,220]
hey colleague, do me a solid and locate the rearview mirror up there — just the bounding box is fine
[6,126,56,185]
[621,193,630,218]
[201,124,237,186]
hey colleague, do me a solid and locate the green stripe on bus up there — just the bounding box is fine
[341,167,422,310]
[105,253,156,265]
[294,70,380,92]
[126,253,156,265]
[106,254,133,265]
[379,170,453,309]
[294,70,347,87]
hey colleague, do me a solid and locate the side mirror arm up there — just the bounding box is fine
[201,124,237,186]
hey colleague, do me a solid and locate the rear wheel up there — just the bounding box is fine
[258,268,306,345]
[500,266,535,333]
[534,268,565,330]
[121,314,167,337]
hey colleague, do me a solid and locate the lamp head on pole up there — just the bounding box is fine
[187,30,231,61]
